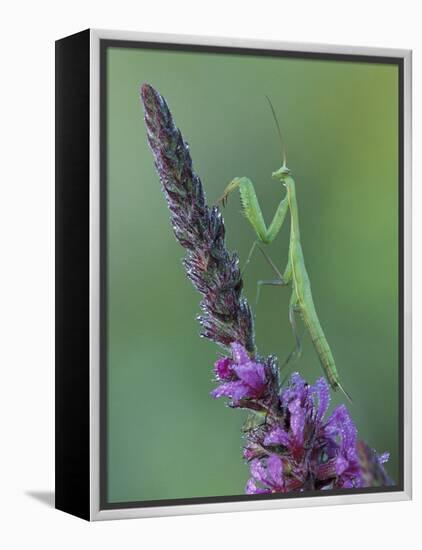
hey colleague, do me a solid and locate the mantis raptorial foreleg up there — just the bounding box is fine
[219,177,289,245]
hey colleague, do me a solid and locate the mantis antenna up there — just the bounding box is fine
[265,95,287,167]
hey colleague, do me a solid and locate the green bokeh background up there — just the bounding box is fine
[106,46,399,503]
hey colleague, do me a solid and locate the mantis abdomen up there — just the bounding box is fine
[300,296,340,392]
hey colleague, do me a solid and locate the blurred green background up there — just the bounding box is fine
[106,46,399,503]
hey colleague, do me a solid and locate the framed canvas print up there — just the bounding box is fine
[55,29,412,521]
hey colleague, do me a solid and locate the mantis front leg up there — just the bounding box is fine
[219,177,289,245]
[219,176,290,278]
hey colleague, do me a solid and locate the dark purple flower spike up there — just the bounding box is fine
[141,83,255,354]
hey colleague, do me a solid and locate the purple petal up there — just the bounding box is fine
[250,458,268,486]
[267,454,284,488]
[245,478,270,494]
[289,398,306,443]
[214,357,233,380]
[290,372,306,387]
[324,405,358,463]
[280,386,294,405]
[324,404,348,436]
[234,361,266,392]
[341,479,354,488]
[264,427,290,447]
[210,381,251,401]
[335,456,349,476]
[311,377,330,422]
[281,372,308,408]
[288,396,301,416]
[230,342,250,365]
[340,411,357,456]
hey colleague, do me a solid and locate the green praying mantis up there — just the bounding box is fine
[219,98,351,402]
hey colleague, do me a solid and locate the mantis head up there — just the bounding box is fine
[272,163,291,182]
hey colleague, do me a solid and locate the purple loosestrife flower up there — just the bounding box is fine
[243,372,391,493]
[211,342,280,412]
[213,358,392,493]
[211,343,267,404]
[140,83,255,354]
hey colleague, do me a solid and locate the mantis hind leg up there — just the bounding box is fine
[255,278,288,307]
[280,295,303,378]
[254,246,290,306]
[289,296,302,360]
